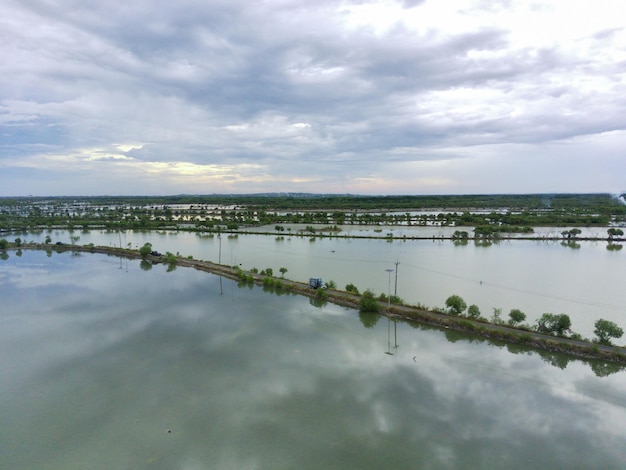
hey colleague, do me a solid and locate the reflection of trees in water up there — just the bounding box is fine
[237,280,254,290]
[506,342,533,357]
[262,284,292,297]
[606,243,623,251]
[538,351,571,370]
[590,360,626,377]
[398,317,626,378]
[358,312,380,328]
[444,329,489,345]
[508,335,626,377]
[309,297,327,308]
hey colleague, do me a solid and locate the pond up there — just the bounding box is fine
[1,250,625,469]
[14,227,626,339]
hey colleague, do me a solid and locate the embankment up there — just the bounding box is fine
[11,243,626,365]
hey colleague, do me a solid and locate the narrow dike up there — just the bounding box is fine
[20,243,626,365]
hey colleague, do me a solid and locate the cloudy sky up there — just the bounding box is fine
[1,0,625,196]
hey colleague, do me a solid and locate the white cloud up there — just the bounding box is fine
[1,0,625,195]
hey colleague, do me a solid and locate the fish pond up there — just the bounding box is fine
[1,250,625,469]
[14,227,626,338]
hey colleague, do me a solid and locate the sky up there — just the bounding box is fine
[1,0,625,196]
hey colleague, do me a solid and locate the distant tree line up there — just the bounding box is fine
[2,193,625,232]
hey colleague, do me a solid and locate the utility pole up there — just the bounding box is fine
[394,259,400,296]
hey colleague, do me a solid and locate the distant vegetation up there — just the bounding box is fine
[1,193,625,234]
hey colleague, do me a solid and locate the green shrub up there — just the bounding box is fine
[459,320,476,331]
[535,313,572,336]
[359,290,380,313]
[467,304,481,319]
[164,252,177,265]
[345,283,360,295]
[315,288,328,300]
[594,319,624,345]
[445,295,467,316]
[139,242,152,258]
[491,308,503,324]
[508,308,526,326]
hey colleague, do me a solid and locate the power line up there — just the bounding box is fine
[225,239,626,312]
[401,260,626,312]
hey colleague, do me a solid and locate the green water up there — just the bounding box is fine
[1,250,625,469]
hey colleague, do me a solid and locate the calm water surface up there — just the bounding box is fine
[18,228,626,338]
[1,250,625,469]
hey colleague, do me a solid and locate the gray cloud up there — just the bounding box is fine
[1,0,625,195]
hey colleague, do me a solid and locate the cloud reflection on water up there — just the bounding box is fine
[1,250,625,469]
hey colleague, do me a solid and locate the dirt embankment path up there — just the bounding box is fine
[17,243,626,365]
[168,252,626,364]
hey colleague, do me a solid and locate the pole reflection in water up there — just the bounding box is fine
[385,317,399,356]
